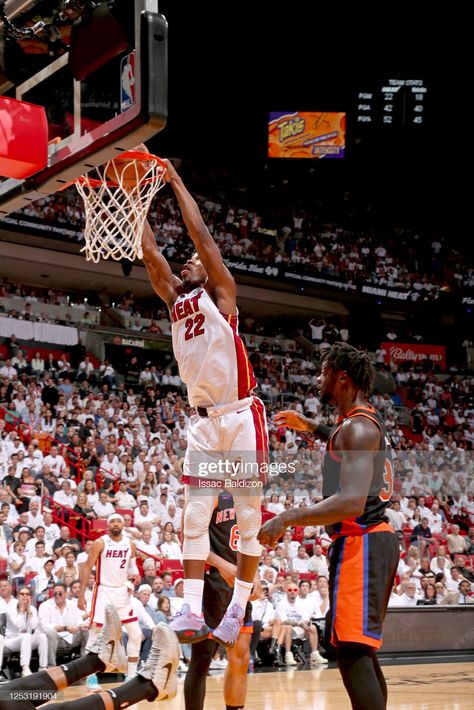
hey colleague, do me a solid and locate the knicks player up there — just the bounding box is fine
[78,513,143,682]
[141,159,268,647]
[185,491,255,710]
[258,343,399,710]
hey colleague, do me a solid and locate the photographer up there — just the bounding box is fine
[250,584,282,665]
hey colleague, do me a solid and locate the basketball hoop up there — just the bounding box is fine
[74,150,167,263]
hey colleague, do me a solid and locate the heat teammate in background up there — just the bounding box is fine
[79,513,143,686]
[258,343,399,710]
[184,491,256,710]
[142,159,268,648]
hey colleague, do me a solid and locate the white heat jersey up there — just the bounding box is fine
[96,534,132,587]
[171,287,256,407]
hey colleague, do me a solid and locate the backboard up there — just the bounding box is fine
[0,0,167,216]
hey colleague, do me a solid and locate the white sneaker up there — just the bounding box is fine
[177,660,188,673]
[285,651,297,666]
[310,650,328,664]
[209,658,228,669]
[21,666,31,677]
[139,623,180,701]
[86,603,127,673]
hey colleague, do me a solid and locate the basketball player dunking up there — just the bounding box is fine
[78,513,143,681]
[258,344,399,710]
[141,159,268,647]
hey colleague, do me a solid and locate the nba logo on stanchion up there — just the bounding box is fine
[121,52,136,111]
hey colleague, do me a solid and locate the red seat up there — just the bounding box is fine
[161,559,183,573]
[90,519,107,539]
[24,572,38,586]
[298,572,316,582]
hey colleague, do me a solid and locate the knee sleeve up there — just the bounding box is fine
[183,496,215,561]
[234,496,262,556]
[124,621,142,659]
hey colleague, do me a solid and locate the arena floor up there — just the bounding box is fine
[64,661,474,709]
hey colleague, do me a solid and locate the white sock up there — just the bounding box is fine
[230,578,253,612]
[127,661,138,677]
[184,578,205,616]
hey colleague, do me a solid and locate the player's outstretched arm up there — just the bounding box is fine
[258,418,380,546]
[273,410,331,440]
[142,221,181,308]
[163,160,236,303]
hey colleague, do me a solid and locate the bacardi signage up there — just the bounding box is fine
[381,342,446,369]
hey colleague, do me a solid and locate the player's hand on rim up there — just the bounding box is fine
[161,158,179,183]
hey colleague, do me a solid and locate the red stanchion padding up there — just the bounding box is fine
[0,96,48,178]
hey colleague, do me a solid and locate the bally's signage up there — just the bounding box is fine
[380,342,446,369]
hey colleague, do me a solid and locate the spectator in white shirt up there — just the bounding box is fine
[8,540,28,583]
[25,540,50,575]
[280,530,300,560]
[393,581,418,607]
[31,353,45,374]
[161,503,182,533]
[446,524,468,556]
[43,446,66,476]
[427,500,445,534]
[266,494,285,515]
[135,526,162,560]
[259,555,278,583]
[100,451,121,480]
[134,500,160,529]
[114,480,138,509]
[310,544,329,576]
[26,500,44,529]
[0,359,17,379]
[159,530,182,561]
[38,582,88,666]
[290,546,313,573]
[251,586,281,653]
[275,583,322,665]
[5,586,48,675]
[385,500,406,532]
[53,481,76,510]
[43,509,61,546]
[92,489,115,519]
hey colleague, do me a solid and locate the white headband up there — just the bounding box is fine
[108,513,124,524]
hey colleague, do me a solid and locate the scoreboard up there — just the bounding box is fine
[355,78,427,127]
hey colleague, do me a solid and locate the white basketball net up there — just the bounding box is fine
[75,152,167,263]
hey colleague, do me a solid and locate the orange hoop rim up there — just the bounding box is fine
[62,152,167,190]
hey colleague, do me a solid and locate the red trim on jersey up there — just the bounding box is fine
[93,618,138,628]
[250,397,269,484]
[90,583,99,623]
[90,552,102,622]
[95,550,102,585]
[121,616,139,625]
[220,311,256,398]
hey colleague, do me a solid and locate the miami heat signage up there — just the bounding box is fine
[381,342,446,368]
